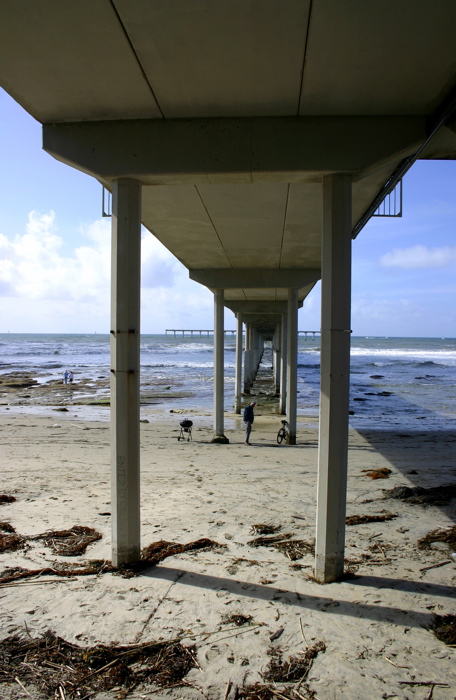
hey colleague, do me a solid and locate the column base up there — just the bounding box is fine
[112,545,141,568]
[211,434,230,444]
[314,553,344,583]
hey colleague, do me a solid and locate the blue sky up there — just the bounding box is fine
[1,88,455,336]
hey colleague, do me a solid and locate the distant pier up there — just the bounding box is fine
[165,329,236,337]
[298,330,321,339]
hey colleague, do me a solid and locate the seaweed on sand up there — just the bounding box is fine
[0,538,221,584]
[223,613,254,626]
[248,533,314,560]
[0,561,114,585]
[237,642,325,699]
[0,533,27,553]
[140,537,220,565]
[361,468,392,480]
[32,525,102,556]
[274,539,315,560]
[263,642,326,683]
[417,525,456,550]
[345,513,398,526]
[238,684,316,699]
[248,533,294,547]
[0,521,27,553]
[429,614,456,645]
[0,523,102,557]
[250,523,282,536]
[385,483,456,506]
[0,630,196,697]
[0,495,16,505]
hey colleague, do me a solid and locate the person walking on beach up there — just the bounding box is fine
[243,401,256,445]
[63,370,69,384]
[68,371,74,384]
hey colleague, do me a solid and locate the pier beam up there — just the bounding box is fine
[286,289,299,444]
[315,174,352,583]
[212,289,228,443]
[234,313,243,414]
[110,178,141,567]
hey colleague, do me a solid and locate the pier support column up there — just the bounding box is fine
[315,174,352,583]
[234,313,243,414]
[280,313,288,415]
[286,289,298,444]
[212,289,228,443]
[273,324,281,395]
[252,328,259,380]
[110,178,142,567]
[243,323,252,394]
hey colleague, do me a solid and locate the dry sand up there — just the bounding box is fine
[0,400,455,699]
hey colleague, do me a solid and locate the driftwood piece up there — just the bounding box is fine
[384,656,410,669]
[419,560,451,573]
[398,681,449,687]
[269,627,284,642]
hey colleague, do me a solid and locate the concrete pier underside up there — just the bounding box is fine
[2,1,456,581]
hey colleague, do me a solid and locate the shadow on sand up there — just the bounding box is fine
[143,564,454,630]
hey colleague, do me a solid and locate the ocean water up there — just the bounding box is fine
[0,334,455,430]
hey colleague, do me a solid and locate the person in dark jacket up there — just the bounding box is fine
[243,401,256,445]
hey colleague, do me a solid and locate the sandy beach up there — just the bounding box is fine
[1,394,455,699]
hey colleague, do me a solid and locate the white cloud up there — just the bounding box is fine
[352,295,414,321]
[380,245,456,269]
[0,211,110,302]
[141,231,180,288]
[0,211,214,332]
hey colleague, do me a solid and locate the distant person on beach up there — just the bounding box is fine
[243,401,256,445]
[68,371,74,383]
[63,370,69,384]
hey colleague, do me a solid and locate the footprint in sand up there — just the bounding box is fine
[205,645,223,663]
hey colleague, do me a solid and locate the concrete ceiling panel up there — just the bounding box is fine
[222,249,281,269]
[300,0,456,116]
[279,246,321,269]
[0,0,161,122]
[114,0,311,118]
[223,250,275,269]
[142,185,229,268]
[197,183,289,267]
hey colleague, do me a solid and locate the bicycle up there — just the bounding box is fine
[277,419,289,444]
